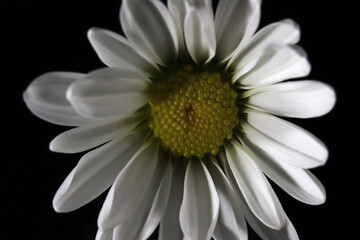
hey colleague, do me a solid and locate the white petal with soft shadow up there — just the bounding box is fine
[98,139,159,230]
[243,139,326,205]
[238,45,310,87]
[215,0,261,62]
[225,140,285,229]
[208,158,248,240]
[168,0,187,54]
[53,133,146,212]
[247,80,336,118]
[184,6,216,64]
[246,111,328,167]
[67,68,150,119]
[229,19,300,80]
[159,161,186,240]
[23,72,98,126]
[120,0,178,65]
[88,27,157,74]
[180,160,219,240]
[95,229,113,240]
[50,115,141,153]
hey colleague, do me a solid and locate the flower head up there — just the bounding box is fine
[24,0,336,239]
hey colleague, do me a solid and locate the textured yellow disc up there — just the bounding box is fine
[149,65,238,159]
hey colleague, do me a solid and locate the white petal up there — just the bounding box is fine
[49,116,141,153]
[215,0,261,62]
[67,68,150,119]
[184,6,216,64]
[23,72,98,126]
[246,111,328,167]
[180,160,220,240]
[98,139,159,230]
[159,161,186,240]
[167,0,187,54]
[243,139,326,205]
[247,80,336,118]
[229,19,300,80]
[208,159,248,240]
[95,229,113,240]
[52,133,146,213]
[87,27,157,74]
[113,153,172,240]
[225,140,286,229]
[238,44,311,87]
[120,0,178,65]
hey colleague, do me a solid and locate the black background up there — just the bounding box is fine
[2,0,357,239]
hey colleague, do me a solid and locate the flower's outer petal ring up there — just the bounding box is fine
[229,19,300,79]
[98,139,159,230]
[243,139,326,205]
[208,159,248,240]
[120,0,178,66]
[52,133,145,213]
[247,80,336,118]
[23,72,99,126]
[180,159,220,240]
[237,44,310,87]
[67,68,150,119]
[49,115,141,153]
[95,229,113,240]
[246,111,328,167]
[225,140,286,229]
[184,6,216,64]
[159,161,186,240]
[215,0,261,62]
[88,27,158,74]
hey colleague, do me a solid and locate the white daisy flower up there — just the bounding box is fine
[23,0,336,239]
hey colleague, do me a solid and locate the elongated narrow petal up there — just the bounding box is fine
[98,139,159,230]
[67,68,150,119]
[113,154,172,239]
[246,112,328,167]
[225,140,286,229]
[215,0,261,62]
[88,27,157,74]
[95,229,113,240]
[167,0,187,54]
[120,0,178,65]
[229,19,300,79]
[159,162,186,240]
[180,160,220,240]
[238,45,310,87]
[247,80,336,118]
[52,133,146,213]
[50,116,141,153]
[243,139,326,205]
[184,6,216,64]
[23,72,98,126]
[208,159,248,240]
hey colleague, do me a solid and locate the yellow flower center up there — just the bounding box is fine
[148,65,238,159]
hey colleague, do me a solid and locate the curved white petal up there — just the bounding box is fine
[208,159,248,240]
[243,139,326,205]
[159,161,186,240]
[120,0,178,65]
[246,111,328,167]
[67,68,150,119]
[113,153,172,239]
[180,160,220,240]
[168,0,187,54]
[225,140,286,229]
[52,133,146,213]
[23,72,99,126]
[95,229,113,240]
[49,115,141,153]
[88,27,157,74]
[229,19,300,80]
[238,44,311,87]
[247,80,336,118]
[98,139,159,230]
[184,5,216,64]
[215,0,261,62]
